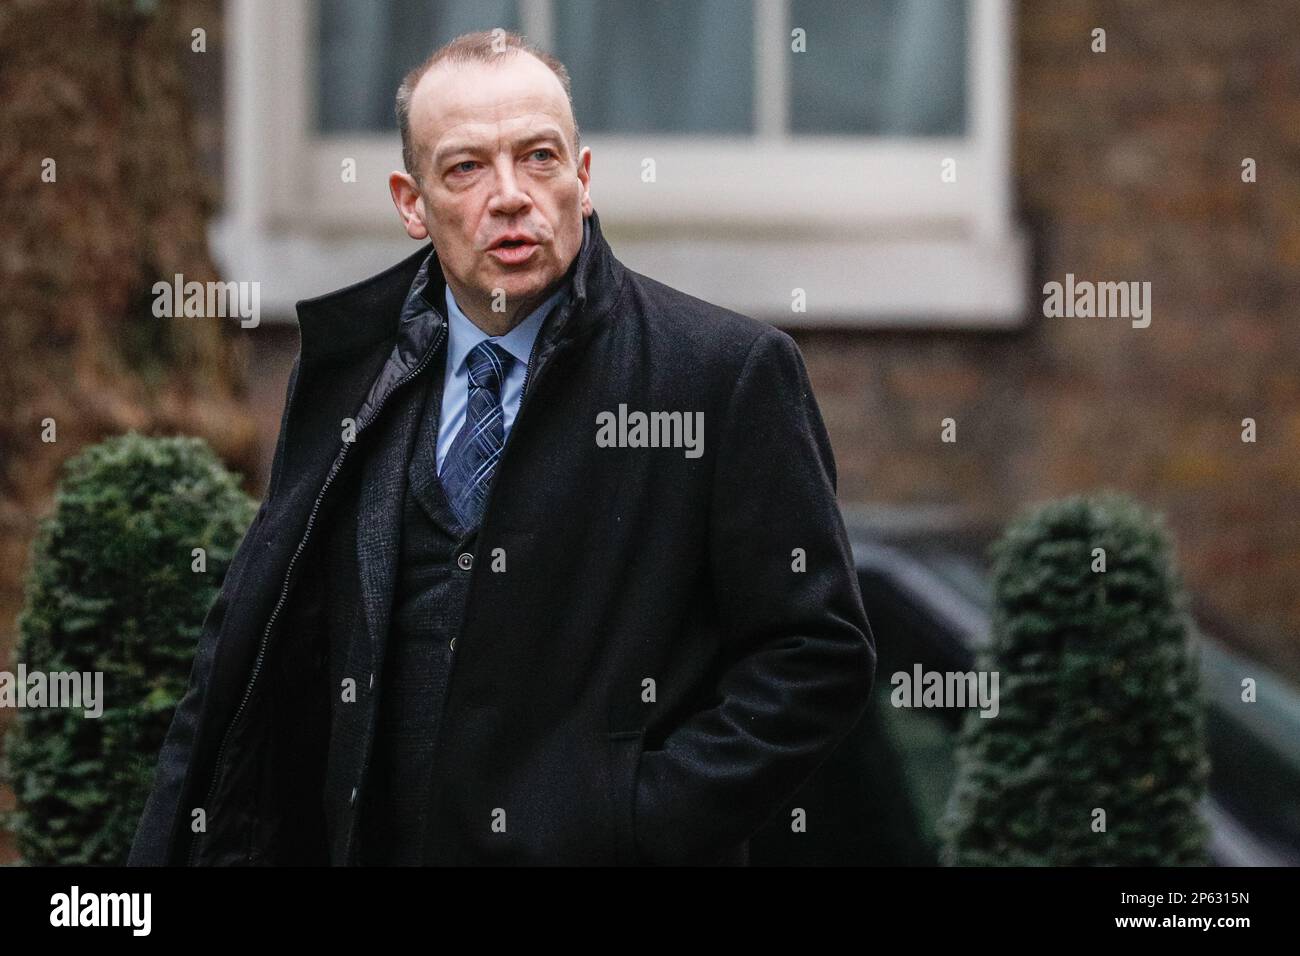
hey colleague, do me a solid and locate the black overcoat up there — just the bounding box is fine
[127,209,877,866]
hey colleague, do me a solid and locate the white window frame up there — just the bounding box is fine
[216,0,1027,327]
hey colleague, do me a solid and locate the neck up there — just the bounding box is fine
[448,277,565,337]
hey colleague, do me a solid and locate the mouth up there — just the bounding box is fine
[487,237,540,265]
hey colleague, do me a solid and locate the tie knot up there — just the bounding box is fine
[466,340,513,393]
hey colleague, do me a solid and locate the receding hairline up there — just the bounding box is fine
[396,33,582,181]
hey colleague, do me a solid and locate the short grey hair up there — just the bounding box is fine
[395,29,582,185]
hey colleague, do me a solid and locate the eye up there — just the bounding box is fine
[529,148,556,162]
[452,160,478,174]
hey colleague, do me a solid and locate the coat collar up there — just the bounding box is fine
[322,212,624,669]
[293,208,624,369]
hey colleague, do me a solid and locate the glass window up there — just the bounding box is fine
[789,0,967,135]
[553,0,754,134]
[316,0,520,133]
[313,0,967,137]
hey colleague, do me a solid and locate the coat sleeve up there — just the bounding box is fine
[126,357,299,865]
[632,328,877,864]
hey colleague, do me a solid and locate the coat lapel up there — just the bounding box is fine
[355,375,429,666]
[407,383,463,534]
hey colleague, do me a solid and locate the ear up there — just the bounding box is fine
[576,147,593,217]
[389,170,430,240]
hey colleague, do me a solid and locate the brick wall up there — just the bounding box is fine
[199,0,1300,684]
[793,0,1300,679]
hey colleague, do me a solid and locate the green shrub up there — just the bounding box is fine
[1,433,257,865]
[938,492,1211,865]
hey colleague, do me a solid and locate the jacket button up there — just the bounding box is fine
[457,552,473,570]
[349,786,358,807]
[449,637,457,651]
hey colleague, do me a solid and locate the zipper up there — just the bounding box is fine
[518,310,545,399]
[187,320,448,865]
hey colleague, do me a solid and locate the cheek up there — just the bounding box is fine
[549,176,582,207]
[429,209,480,258]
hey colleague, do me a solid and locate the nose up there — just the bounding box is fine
[486,157,532,217]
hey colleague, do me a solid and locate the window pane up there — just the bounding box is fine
[553,0,754,134]
[314,0,966,138]
[316,0,520,133]
[789,0,967,135]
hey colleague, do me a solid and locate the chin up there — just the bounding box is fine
[497,269,551,294]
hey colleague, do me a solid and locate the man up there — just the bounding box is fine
[129,30,875,866]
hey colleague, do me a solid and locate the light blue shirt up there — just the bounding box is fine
[436,282,569,476]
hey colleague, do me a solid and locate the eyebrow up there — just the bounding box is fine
[434,127,567,167]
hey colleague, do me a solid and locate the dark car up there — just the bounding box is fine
[750,505,1300,867]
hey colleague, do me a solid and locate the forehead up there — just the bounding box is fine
[410,53,573,153]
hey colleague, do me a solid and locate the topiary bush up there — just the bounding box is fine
[0,432,257,865]
[938,492,1211,865]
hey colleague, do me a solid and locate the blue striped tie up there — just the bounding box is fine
[440,340,515,531]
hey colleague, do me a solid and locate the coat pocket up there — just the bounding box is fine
[606,729,644,866]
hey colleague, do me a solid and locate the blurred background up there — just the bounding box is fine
[1,0,1297,866]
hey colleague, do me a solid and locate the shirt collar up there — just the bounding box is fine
[444,281,569,375]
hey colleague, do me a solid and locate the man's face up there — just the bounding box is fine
[390,52,592,323]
